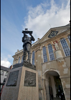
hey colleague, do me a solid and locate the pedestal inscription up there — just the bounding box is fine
[6,70,19,86]
[24,70,36,86]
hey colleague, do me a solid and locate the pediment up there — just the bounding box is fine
[32,24,70,47]
[39,24,70,43]
[48,30,58,38]
[39,28,58,43]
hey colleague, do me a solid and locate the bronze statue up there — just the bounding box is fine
[22,29,35,63]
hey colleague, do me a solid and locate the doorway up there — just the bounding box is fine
[45,71,65,100]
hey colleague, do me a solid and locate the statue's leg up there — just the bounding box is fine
[23,46,26,61]
[28,51,31,63]
[26,44,31,63]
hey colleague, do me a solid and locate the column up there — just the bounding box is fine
[51,76,56,98]
[45,76,50,100]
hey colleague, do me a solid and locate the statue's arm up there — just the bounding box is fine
[22,33,26,42]
[30,35,35,41]
[22,37,25,42]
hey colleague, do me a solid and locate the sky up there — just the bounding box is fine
[1,0,70,68]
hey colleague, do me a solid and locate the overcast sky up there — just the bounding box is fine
[1,0,70,68]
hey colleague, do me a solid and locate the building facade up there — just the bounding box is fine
[12,24,70,100]
[0,66,10,91]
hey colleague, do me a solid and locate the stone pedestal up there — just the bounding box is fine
[55,49,63,59]
[1,64,39,100]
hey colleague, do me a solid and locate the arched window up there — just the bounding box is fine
[68,35,70,42]
[60,38,70,56]
[48,44,55,61]
[42,46,47,63]
[21,56,23,63]
[18,57,20,63]
[32,51,35,65]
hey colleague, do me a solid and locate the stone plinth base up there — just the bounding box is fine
[1,65,39,100]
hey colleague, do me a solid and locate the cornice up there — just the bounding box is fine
[12,50,23,58]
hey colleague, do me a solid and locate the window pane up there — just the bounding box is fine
[3,78,7,83]
[50,54,55,61]
[5,71,8,76]
[43,46,47,55]
[68,35,70,42]
[48,44,55,61]
[43,46,47,62]
[60,38,70,56]
[21,56,23,62]
[0,70,4,75]
[18,57,20,63]
[32,51,35,65]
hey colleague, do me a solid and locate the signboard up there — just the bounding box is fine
[6,70,19,86]
[24,71,36,86]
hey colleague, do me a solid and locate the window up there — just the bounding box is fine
[0,70,4,75]
[5,71,8,76]
[32,51,35,65]
[68,35,70,42]
[48,44,55,61]
[43,46,47,63]
[18,57,20,63]
[60,38,70,56]
[3,78,6,83]
[21,56,23,63]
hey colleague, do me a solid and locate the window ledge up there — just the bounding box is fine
[41,56,70,65]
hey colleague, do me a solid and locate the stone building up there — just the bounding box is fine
[0,66,10,91]
[12,23,70,100]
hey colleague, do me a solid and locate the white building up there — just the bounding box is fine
[0,66,10,91]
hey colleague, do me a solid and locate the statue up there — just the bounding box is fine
[22,28,35,63]
[51,41,59,51]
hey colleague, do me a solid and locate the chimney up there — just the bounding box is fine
[10,65,12,69]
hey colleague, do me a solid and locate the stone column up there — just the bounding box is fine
[30,51,32,64]
[42,76,46,100]
[51,76,56,98]
[45,76,50,100]
[42,75,50,100]
[60,77,70,100]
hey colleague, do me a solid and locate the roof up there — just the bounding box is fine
[0,66,10,71]
[32,23,70,47]
[50,23,70,29]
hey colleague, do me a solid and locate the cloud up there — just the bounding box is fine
[1,59,11,68]
[23,0,70,41]
[1,54,12,68]
[1,54,12,61]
